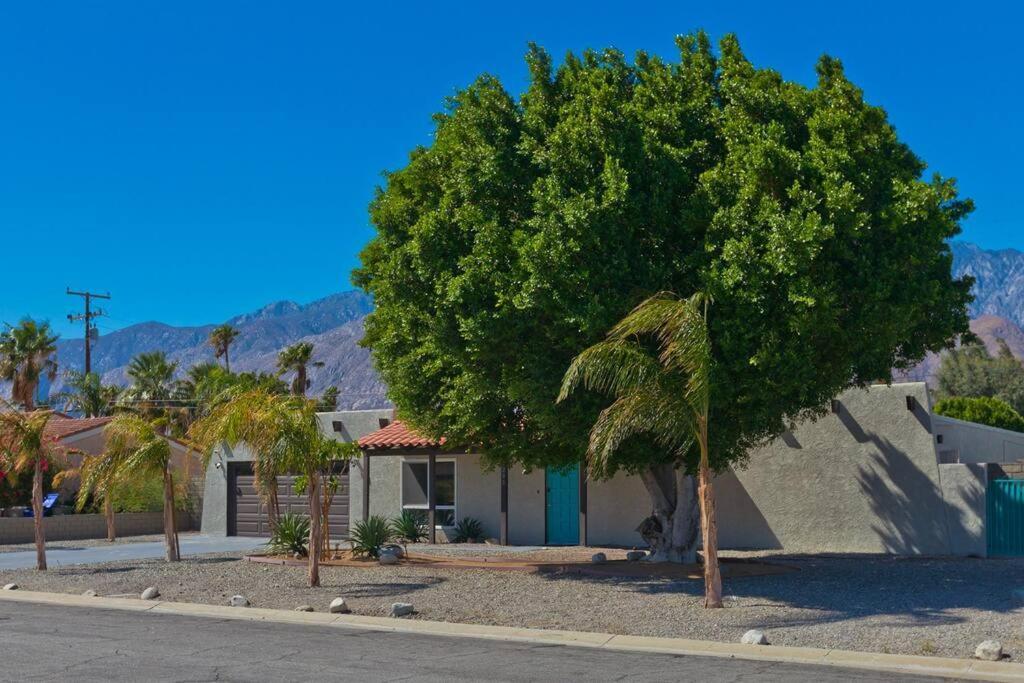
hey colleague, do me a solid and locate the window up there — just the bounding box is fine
[401,459,455,527]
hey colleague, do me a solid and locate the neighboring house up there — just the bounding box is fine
[45,414,198,500]
[199,382,1024,557]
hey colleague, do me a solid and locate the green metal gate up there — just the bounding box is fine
[987,479,1024,556]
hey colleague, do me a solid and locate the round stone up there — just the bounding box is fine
[140,587,160,600]
[741,629,769,645]
[329,597,351,614]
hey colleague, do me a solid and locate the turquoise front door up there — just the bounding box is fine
[545,465,580,545]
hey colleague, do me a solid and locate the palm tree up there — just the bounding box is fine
[208,325,240,372]
[120,351,186,430]
[558,292,723,608]
[276,342,323,396]
[54,453,120,542]
[0,405,63,569]
[0,319,59,410]
[189,390,352,587]
[93,414,181,561]
[56,370,119,417]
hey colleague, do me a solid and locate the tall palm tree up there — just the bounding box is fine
[120,351,185,430]
[276,342,323,396]
[559,292,723,608]
[189,390,352,587]
[0,405,63,569]
[54,452,121,542]
[208,325,240,372]
[56,370,119,417]
[92,414,181,561]
[0,319,59,410]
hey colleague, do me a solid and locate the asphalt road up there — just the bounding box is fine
[0,601,955,682]
[0,535,267,570]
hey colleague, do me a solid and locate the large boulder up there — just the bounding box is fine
[741,630,769,645]
[381,544,405,559]
[975,640,1003,661]
[379,552,399,565]
[329,597,351,614]
[140,587,160,600]
[391,602,414,617]
[591,552,607,564]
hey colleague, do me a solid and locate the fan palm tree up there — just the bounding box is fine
[558,292,723,608]
[92,414,181,561]
[0,404,64,569]
[276,342,323,396]
[189,389,352,587]
[208,324,240,372]
[56,370,119,417]
[0,319,59,410]
[120,351,187,431]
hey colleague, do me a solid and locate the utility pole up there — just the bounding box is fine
[67,288,110,374]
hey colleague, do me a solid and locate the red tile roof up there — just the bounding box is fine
[44,416,113,441]
[358,420,446,450]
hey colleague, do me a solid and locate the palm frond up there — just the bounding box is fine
[557,340,663,403]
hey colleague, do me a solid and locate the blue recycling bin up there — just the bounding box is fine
[22,493,59,517]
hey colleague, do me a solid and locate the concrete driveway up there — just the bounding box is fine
[0,535,266,570]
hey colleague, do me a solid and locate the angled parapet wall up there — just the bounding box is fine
[715,382,984,556]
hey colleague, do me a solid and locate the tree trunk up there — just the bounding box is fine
[104,497,116,542]
[698,427,723,608]
[224,349,230,373]
[637,464,698,563]
[32,458,46,571]
[265,478,280,529]
[162,466,180,562]
[307,473,322,587]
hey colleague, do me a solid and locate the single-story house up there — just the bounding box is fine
[200,382,1024,557]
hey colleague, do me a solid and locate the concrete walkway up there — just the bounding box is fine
[0,535,266,570]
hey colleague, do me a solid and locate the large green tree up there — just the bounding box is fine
[934,341,1024,413]
[354,33,973,553]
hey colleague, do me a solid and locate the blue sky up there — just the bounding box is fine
[2,2,1020,338]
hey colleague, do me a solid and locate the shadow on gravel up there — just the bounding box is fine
[328,579,446,598]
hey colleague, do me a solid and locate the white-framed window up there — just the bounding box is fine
[401,458,456,527]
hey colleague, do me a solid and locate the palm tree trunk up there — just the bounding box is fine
[307,473,322,587]
[162,466,180,562]
[224,348,230,373]
[698,425,722,608]
[104,497,116,542]
[32,458,46,571]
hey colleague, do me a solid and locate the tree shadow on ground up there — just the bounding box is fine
[318,578,446,598]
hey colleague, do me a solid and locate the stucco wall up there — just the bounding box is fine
[932,415,1024,464]
[0,511,192,544]
[937,463,988,557]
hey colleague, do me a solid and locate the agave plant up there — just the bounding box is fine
[390,510,427,545]
[452,517,484,543]
[268,512,310,556]
[350,515,393,558]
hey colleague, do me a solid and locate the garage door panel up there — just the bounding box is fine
[229,463,349,539]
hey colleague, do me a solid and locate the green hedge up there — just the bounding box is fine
[933,396,1024,433]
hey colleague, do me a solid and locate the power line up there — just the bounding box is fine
[66,288,110,374]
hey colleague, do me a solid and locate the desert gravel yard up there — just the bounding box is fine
[2,548,1023,661]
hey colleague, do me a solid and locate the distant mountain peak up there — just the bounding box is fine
[227,300,303,326]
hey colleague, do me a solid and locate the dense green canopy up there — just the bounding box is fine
[354,33,972,474]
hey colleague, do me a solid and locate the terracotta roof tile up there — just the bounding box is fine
[44,416,113,441]
[358,420,445,450]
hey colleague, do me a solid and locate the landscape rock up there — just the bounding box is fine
[379,552,399,565]
[140,587,160,600]
[294,605,314,612]
[329,597,351,614]
[381,544,405,559]
[2,583,18,591]
[81,589,98,597]
[391,602,414,617]
[975,640,1003,661]
[741,629,769,645]
[626,551,646,562]
[229,595,249,607]
[591,553,607,564]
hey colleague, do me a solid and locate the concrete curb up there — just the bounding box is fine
[1,589,1021,681]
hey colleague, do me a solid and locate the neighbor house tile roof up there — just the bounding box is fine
[44,416,113,441]
[357,420,445,450]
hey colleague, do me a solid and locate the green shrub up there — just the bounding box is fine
[351,515,394,558]
[452,517,484,543]
[933,396,1024,433]
[390,510,427,544]
[267,513,310,556]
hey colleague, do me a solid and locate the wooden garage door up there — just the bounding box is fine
[229,462,349,539]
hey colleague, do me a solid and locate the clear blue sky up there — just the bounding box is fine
[2,2,1020,338]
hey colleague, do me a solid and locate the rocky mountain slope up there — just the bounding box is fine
[952,241,1024,326]
[53,291,388,410]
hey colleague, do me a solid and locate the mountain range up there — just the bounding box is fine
[52,291,388,410]
[34,241,1024,409]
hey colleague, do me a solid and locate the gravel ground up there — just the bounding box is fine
[0,532,199,553]
[2,549,1022,661]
